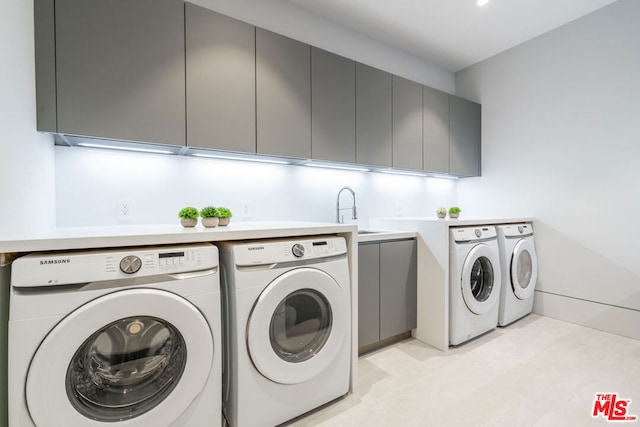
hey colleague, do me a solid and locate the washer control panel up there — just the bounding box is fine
[234,236,347,267]
[11,243,218,288]
[501,223,533,238]
[451,226,498,243]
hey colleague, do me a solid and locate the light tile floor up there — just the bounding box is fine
[290,314,640,426]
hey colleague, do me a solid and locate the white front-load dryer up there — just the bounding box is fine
[218,236,351,427]
[449,226,502,346]
[497,223,538,326]
[8,243,222,427]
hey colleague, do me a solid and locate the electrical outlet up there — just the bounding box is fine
[395,201,402,216]
[118,199,132,221]
[240,200,251,218]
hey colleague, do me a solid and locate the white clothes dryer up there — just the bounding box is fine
[218,236,351,427]
[497,223,538,326]
[8,243,222,427]
[449,226,502,346]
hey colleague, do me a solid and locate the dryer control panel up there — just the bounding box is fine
[11,243,217,288]
[500,223,533,238]
[233,237,347,267]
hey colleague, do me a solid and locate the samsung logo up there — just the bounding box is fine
[40,259,71,265]
[248,246,264,251]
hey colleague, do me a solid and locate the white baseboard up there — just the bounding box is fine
[533,290,640,340]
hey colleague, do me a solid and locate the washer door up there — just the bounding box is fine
[511,239,538,300]
[460,244,501,315]
[26,289,214,426]
[247,268,348,385]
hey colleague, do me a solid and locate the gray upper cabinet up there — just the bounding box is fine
[379,239,417,340]
[311,48,356,163]
[423,86,450,174]
[53,0,186,146]
[355,64,392,167]
[450,96,481,176]
[185,4,255,153]
[392,76,423,170]
[256,28,311,159]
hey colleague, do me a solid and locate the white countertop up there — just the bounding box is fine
[356,229,417,243]
[371,216,533,228]
[0,221,357,254]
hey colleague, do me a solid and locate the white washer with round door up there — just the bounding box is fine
[449,226,502,346]
[218,236,351,427]
[8,243,221,427]
[497,223,538,326]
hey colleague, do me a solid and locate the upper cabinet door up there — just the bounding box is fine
[423,86,450,174]
[256,28,311,159]
[450,96,481,176]
[356,63,392,167]
[54,0,186,146]
[392,76,423,170]
[185,4,256,153]
[311,48,356,163]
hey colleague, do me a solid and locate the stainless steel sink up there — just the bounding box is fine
[357,229,386,235]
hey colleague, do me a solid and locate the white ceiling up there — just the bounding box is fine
[286,0,620,72]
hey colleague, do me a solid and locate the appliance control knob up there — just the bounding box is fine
[518,225,524,234]
[120,255,142,274]
[475,228,482,238]
[291,244,305,258]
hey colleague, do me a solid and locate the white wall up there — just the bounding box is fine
[55,146,456,228]
[0,1,55,236]
[455,0,640,339]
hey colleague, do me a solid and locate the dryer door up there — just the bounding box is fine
[460,243,501,315]
[247,267,349,385]
[26,289,214,426]
[511,238,538,300]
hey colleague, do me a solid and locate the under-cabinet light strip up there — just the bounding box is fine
[379,169,428,177]
[77,142,174,155]
[304,162,370,172]
[192,153,290,164]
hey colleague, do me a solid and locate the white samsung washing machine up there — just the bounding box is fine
[219,236,351,427]
[497,223,538,326]
[449,226,502,346]
[8,243,222,427]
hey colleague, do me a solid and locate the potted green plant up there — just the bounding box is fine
[436,207,447,219]
[200,206,220,228]
[448,206,461,219]
[215,207,233,226]
[178,206,199,227]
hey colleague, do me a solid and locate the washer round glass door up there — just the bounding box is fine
[26,289,214,426]
[247,268,349,385]
[460,243,501,315]
[510,238,538,300]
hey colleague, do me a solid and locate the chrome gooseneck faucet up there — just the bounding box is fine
[336,186,357,224]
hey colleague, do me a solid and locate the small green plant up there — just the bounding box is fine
[448,206,461,214]
[200,206,219,218]
[178,206,199,219]
[216,207,232,218]
[436,207,447,215]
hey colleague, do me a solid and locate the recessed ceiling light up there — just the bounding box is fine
[477,0,490,6]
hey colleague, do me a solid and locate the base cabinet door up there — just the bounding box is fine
[357,244,380,348]
[358,239,417,350]
[379,240,418,340]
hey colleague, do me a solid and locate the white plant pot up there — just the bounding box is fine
[180,218,198,228]
[202,217,219,228]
